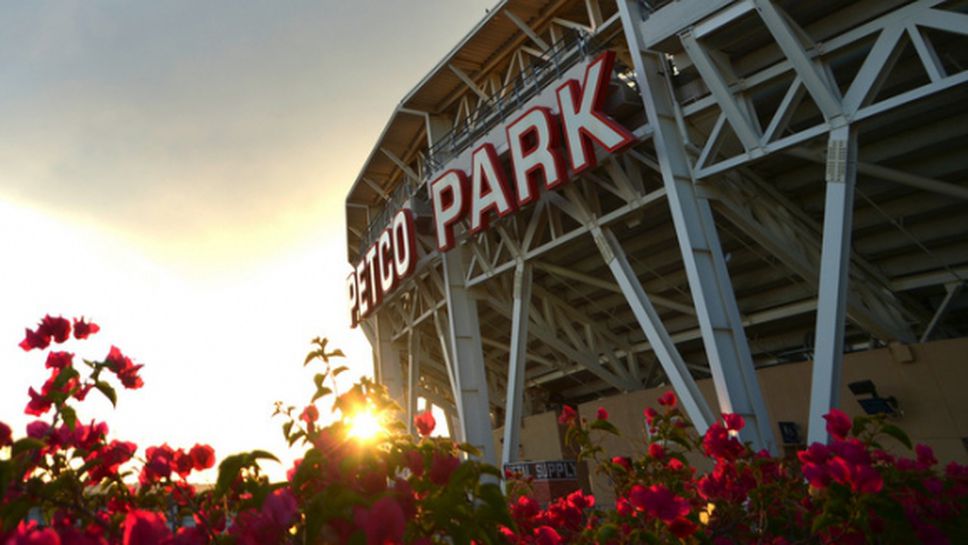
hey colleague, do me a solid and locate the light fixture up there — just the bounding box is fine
[848,380,901,417]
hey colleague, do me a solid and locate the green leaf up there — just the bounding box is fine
[250,450,280,463]
[590,419,619,435]
[282,421,293,440]
[851,415,870,437]
[880,424,913,450]
[61,406,77,430]
[12,438,44,457]
[95,381,117,407]
[215,454,247,497]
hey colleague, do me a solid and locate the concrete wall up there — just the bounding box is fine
[511,338,968,502]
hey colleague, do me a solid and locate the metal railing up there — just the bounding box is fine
[356,30,612,257]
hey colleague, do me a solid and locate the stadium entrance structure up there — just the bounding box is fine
[344,0,968,466]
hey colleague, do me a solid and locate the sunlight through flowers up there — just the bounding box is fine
[346,409,384,443]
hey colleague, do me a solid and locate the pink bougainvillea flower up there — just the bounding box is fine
[72,317,100,339]
[354,496,405,545]
[0,421,11,447]
[668,517,698,538]
[190,443,216,470]
[722,413,745,432]
[657,391,677,408]
[123,510,171,545]
[26,420,50,439]
[414,410,436,437]
[262,488,298,528]
[44,351,73,370]
[558,405,577,426]
[611,456,631,470]
[596,407,609,421]
[429,452,460,485]
[25,387,52,416]
[629,484,691,522]
[823,408,851,440]
[300,404,319,424]
[916,444,938,468]
[8,521,60,545]
[41,315,72,344]
[104,346,144,389]
[18,327,50,352]
[533,525,563,545]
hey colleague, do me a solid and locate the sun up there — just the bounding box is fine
[347,409,384,442]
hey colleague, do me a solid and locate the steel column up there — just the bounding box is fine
[442,247,497,463]
[619,0,777,453]
[375,314,405,405]
[807,125,858,445]
[501,261,532,465]
[407,330,422,435]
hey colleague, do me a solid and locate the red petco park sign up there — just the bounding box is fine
[348,52,634,327]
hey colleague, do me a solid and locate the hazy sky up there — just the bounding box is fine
[0,0,493,479]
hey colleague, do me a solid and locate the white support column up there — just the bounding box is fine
[592,226,715,434]
[502,261,532,465]
[807,125,858,445]
[618,0,777,454]
[407,330,422,435]
[375,314,406,406]
[442,246,497,463]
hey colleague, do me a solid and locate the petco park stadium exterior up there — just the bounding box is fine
[344,0,968,470]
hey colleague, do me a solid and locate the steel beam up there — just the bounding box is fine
[807,125,858,445]
[592,226,715,434]
[619,0,777,453]
[920,283,963,343]
[502,261,532,465]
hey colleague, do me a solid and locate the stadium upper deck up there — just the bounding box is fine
[344,0,968,464]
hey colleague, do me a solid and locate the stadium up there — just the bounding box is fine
[343,0,968,489]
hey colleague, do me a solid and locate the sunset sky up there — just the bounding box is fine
[0,0,493,480]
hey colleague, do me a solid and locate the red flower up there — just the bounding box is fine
[172,449,195,478]
[429,452,459,485]
[25,387,52,416]
[533,526,563,545]
[658,391,677,408]
[648,442,665,459]
[72,317,100,339]
[644,407,658,425]
[262,489,298,528]
[611,456,631,470]
[558,405,577,426]
[190,443,216,470]
[0,421,11,447]
[8,521,60,545]
[354,496,405,545]
[414,410,436,437]
[668,517,698,538]
[628,484,691,522]
[45,351,73,370]
[823,408,851,440]
[41,315,72,343]
[300,404,319,424]
[123,510,171,545]
[722,413,745,432]
[18,327,50,351]
[596,407,609,421]
[916,444,938,468]
[105,346,144,390]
